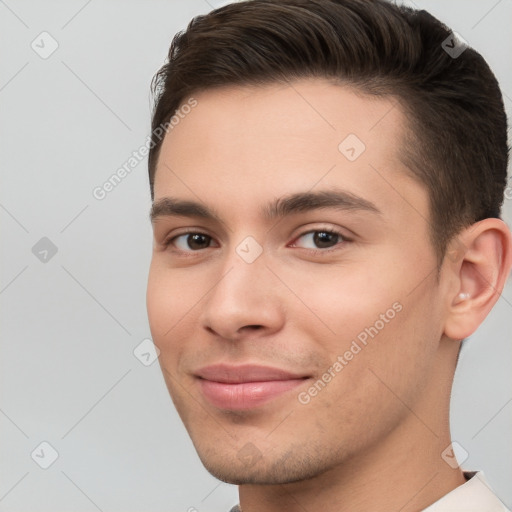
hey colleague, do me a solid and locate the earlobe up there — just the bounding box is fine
[443,218,512,341]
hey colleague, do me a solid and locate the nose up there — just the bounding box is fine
[198,249,285,342]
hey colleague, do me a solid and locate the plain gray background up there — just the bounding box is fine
[1,1,511,510]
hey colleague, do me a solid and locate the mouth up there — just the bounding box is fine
[195,364,311,410]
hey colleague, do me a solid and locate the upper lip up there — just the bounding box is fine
[195,364,309,383]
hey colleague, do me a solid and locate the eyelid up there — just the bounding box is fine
[290,222,353,241]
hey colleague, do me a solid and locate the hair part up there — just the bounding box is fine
[148,0,509,267]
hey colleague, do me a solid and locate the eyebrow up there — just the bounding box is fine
[149,189,381,224]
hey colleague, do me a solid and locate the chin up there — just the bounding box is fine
[195,444,342,485]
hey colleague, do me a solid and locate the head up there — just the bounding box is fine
[146,0,511,486]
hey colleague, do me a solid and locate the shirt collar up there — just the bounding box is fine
[422,471,509,511]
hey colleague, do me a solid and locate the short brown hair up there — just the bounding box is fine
[148,0,509,266]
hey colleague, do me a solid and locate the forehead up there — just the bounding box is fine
[153,79,426,226]
[164,78,402,138]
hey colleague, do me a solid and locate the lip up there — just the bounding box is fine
[195,364,310,410]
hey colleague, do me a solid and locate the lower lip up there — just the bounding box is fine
[198,378,306,410]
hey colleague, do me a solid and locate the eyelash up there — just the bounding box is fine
[162,228,350,255]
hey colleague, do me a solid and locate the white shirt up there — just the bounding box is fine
[424,471,510,511]
[228,471,510,512]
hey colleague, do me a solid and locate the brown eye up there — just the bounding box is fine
[313,231,340,248]
[294,230,345,250]
[172,233,213,251]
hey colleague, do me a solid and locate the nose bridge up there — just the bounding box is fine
[200,237,283,337]
[211,238,269,309]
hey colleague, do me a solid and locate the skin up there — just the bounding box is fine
[146,79,512,512]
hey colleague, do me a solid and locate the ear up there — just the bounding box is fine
[443,218,512,341]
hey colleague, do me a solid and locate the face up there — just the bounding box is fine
[147,80,450,484]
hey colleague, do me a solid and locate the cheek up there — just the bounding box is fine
[287,263,402,352]
[146,264,201,354]
[289,255,439,390]
[147,267,172,339]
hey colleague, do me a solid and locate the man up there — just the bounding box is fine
[145,0,512,510]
